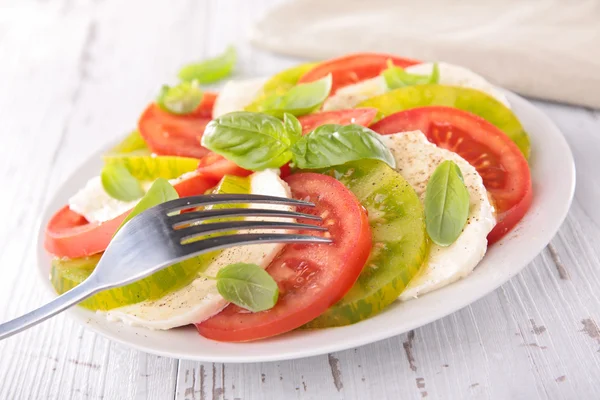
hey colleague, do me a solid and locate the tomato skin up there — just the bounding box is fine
[298,53,420,93]
[138,91,218,159]
[44,207,126,259]
[196,173,372,342]
[370,106,532,244]
[196,152,252,181]
[298,108,378,134]
[189,91,217,118]
[44,173,219,258]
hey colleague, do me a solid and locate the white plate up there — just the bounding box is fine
[36,91,575,363]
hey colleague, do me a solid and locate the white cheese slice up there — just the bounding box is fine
[211,77,267,118]
[69,176,143,224]
[68,171,198,224]
[102,169,292,330]
[379,130,496,300]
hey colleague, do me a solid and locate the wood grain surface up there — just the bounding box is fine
[0,0,598,399]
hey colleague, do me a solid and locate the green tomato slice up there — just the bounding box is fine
[245,62,318,112]
[305,160,429,328]
[50,175,250,310]
[358,84,530,158]
[103,131,199,180]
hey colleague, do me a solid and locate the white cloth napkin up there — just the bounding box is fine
[250,0,600,109]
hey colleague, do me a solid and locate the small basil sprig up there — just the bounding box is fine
[101,163,145,201]
[202,111,395,171]
[116,178,178,232]
[424,160,470,246]
[290,124,396,169]
[202,111,300,170]
[215,263,279,312]
[383,61,439,90]
[178,45,237,84]
[156,80,203,115]
[252,74,332,117]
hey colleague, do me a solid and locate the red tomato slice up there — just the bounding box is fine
[138,91,218,159]
[196,173,372,342]
[279,163,291,179]
[189,91,217,118]
[370,106,532,244]
[298,53,420,93]
[44,173,219,258]
[298,108,378,134]
[196,152,252,181]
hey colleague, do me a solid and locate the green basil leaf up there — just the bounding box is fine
[156,81,203,115]
[101,163,145,201]
[424,160,470,246]
[116,178,178,233]
[178,45,236,84]
[283,112,302,140]
[383,61,439,90]
[254,74,332,117]
[201,111,295,170]
[290,124,396,169]
[216,263,279,312]
[245,62,319,112]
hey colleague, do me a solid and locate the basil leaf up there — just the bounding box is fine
[283,112,302,140]
[116,178,178,232]
[290,124,396,169]
[424,160,470,246]
[254,74,332,117]
[156,80,203,115]
[216,263,279,312]
[201,111,296,170]
[245,62,318,112]
[178,45,236,84]
[383,61,439,90]
[101,163,145,201]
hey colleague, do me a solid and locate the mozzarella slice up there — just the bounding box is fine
[68,171,198,224]
[379,131,496,300]
[103,169,292,330]
[69,176,144,224]
[212,77,267,118]
[322,76,388,111]
[323,62,510,111]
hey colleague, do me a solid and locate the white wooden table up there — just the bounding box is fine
[0,0,599,399]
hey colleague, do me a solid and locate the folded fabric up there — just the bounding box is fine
[250,0,600,109]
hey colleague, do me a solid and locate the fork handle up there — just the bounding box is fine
[0,278,103,340]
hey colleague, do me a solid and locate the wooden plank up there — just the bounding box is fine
[0,0,599,399]
[0,1,180,399]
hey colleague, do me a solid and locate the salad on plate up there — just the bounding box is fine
[43,49,532,342]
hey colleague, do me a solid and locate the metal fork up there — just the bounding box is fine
[0,194,330,340]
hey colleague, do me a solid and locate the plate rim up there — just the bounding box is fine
[34,90,576,363]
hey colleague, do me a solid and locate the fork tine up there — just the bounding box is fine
[175,221,327,243]
[177,233,332,258]
[155,194,315,215]
[169,208,322,228]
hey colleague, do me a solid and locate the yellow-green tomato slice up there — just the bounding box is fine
[50,175,250,310]
[358,84,530,158]
[103,131,199,180]
[305,159,429,328]
[51,254,212,311]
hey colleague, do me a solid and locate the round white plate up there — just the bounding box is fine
[36,91,575,363]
